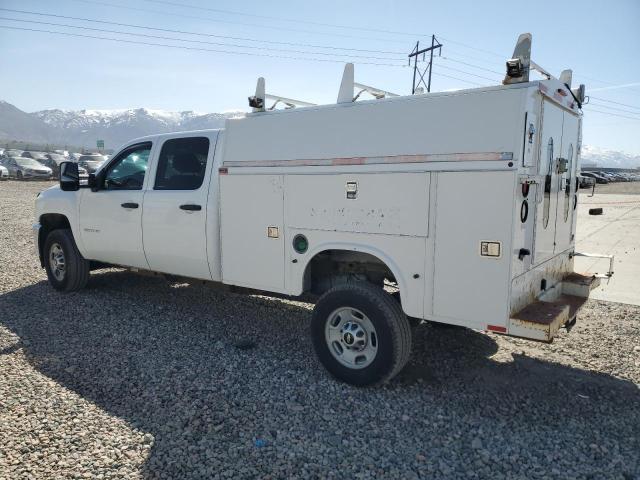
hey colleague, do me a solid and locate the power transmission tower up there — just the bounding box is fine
[408,35,442,94]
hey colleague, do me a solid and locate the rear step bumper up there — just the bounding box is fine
[507,273,600,342]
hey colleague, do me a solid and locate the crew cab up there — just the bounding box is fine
[33,34,611,385]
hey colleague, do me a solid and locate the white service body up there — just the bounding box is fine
[34,78,599,342]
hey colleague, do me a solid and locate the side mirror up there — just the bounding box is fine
[59,162,80,191]
[89,172,100,192]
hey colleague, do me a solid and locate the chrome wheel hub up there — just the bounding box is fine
[325,307,378,369]
[49,243,66,281]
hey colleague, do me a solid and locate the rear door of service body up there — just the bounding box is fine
[141,133,218,280]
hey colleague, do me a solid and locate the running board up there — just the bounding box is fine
[509,294,587,342]
[507,272,600,342]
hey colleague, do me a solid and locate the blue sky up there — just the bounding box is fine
[1,0,639,153]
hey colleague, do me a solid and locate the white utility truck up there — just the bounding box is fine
[34,34,612,385]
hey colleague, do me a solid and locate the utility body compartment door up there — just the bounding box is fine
[431,171,514,328]
[219,174,286,292]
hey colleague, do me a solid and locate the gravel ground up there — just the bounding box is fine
[1,180,639,480]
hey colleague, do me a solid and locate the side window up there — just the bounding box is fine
[154,137,210,190]
[104,143,151,190]
[542,137,553,229]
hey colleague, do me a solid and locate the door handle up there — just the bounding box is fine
[121,202,139,209]
[180,204,202,211]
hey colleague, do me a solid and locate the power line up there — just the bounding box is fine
[0,16,405,61]
[589,96,640,111]
[0,7,406,55]
[588,101,640,116]
[142,0,427,38]
[0,24,407,67]
[584,108,640,121]
[438,55,504,76]
[65,0,412,44]
[431,60,501,83]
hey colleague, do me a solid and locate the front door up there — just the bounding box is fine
[141,134,216,280]
[79,142,153,269]
[533,101,564,264]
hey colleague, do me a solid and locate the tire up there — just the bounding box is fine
[311,282,412,386]
[44,229,90,292]
[16,171,23,180]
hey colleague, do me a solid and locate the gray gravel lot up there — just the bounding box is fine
[1,180,639,479]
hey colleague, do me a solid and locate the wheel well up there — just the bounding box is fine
[38,214,71,267]
[303,249,398,297]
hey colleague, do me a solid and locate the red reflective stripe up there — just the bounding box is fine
[487,325,507,333]
[332,157,365,166]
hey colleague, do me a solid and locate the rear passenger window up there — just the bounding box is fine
[154,137,210,190]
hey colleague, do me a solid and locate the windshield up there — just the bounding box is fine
[48,154,64,162]
[15,158,43,167]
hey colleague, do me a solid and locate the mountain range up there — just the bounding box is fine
[1,100,638,168]
[0,100,244,151]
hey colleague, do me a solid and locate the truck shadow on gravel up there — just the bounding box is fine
[1,269,638,478]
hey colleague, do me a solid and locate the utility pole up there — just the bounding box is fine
[408,35,442,94]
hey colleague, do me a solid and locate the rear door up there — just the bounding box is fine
[553,111,579,253]
[533,101,564,264]
[142,134,217,280]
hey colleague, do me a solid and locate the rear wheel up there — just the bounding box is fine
[16,171,23,180]
[311,282,412,386]
[44,229,90,292]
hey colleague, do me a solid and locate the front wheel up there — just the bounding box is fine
[44,229,90,292]
[16,171,23,180]
[311,282,412,386]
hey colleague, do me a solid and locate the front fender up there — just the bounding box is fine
[35,186,85,254]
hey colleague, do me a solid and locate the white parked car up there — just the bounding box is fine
[0,164,8,180]
[33,33,611,386]
[4,156,53,180]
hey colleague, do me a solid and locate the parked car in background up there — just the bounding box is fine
[78,154,106,173]
[22,151,49,162]
[53,149,69,158]
[3,149,23,159]
[578,175,595,188]
[1,156,53,179]
[40,153,86,178]
[70,152,83,161]
[0,163,8,180]
[581,172,608,184]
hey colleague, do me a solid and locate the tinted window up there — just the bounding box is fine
[104,143,151,190]
[154,137,210,191]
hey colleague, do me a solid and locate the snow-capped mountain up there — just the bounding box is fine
[0,100,244,150]
[581,145,640,169]
[30,107,244,149]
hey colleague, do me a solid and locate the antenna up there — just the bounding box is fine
[408,35,442,94]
